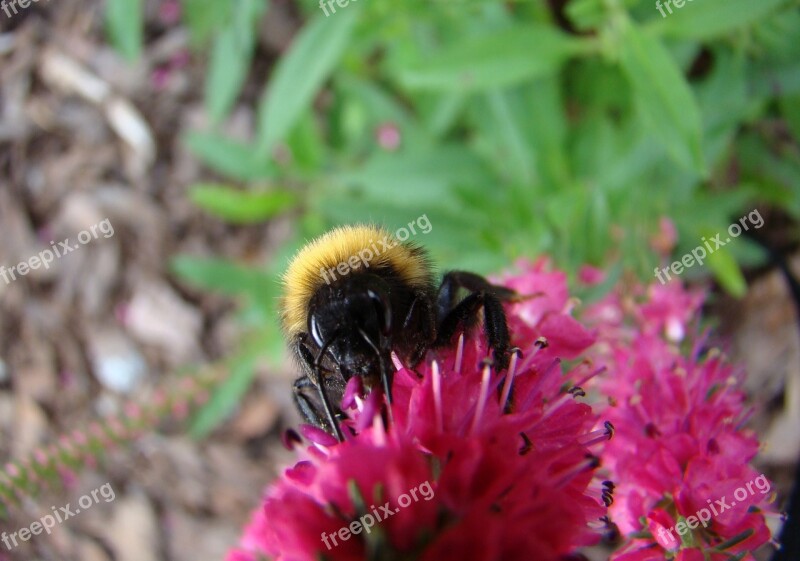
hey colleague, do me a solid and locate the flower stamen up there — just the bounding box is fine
[471,363,492,434]
[432,360,444,433]
[455,333,464,374]
[578,422,615,447]
[554,454,601,487]
[569,386,586,398]
[500,347,522,413]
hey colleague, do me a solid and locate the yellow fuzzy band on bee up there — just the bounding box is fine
[279,225,433,337]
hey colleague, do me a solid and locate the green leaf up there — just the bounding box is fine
[736,133,800,218]
[696,49,755,166]
[205,30,250,123]
[284,111,326,172]
[204,0,267,123]
[170,255,277,311]
[398,24,583,91]
[751,62,800,98]
[257,9,359,154]
[105,0,143,61]
[180,0,232,45]
[335,75,430,150]
[651,0,788,41]
[618,23,706,174]
[184,131,274,181]
[188,184,298,223]
[780,95,800,142]
[189,343,261,438]
[706,247,748,297]
[522,78,570,187]
[565,0,606,31]
[331,145,493,206]
[473,90,536,183]
[423,93,466,138]
[234,0,266,42]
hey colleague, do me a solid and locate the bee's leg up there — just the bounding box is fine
[292,375,328,428]
[357,327,395,407]
[434,271,516,370]
[402,293,436,367]
[436,271,517,323]
[294,338,345,442]
[358,330,396,433]
[363,286,395,405]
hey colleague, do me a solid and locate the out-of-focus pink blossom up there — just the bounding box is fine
[651,217,678,256]
[158,0,181,25]
[583,281,775,560]
[578,264,606,286]
[150,67,171,91]
[376,123,401,151]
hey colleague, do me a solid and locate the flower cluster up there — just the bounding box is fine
[227,261,775,561]
[227,259,611,561]
[582,281,775,560]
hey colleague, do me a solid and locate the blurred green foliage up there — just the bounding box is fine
[107,0,800,434]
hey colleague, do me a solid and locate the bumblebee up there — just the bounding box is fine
[279,225,516,440]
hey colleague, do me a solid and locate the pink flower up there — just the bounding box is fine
[158,0,181,25]
[583,281,775,560]
[227,261,774,561]
[376,123,401,151]
[578,265,606,286]
[227,261,610,561]
[650,217,678,256]
[495,258,595,361]
[150,66,171,91]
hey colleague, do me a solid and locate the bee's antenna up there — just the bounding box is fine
[313,333,344,441]
[358,328,395,429]
[379,350,395,429]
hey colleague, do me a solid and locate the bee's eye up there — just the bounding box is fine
[310,314,325,347]
[367,288,391,336]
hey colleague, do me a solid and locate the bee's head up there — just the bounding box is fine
[307,274,391,382]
